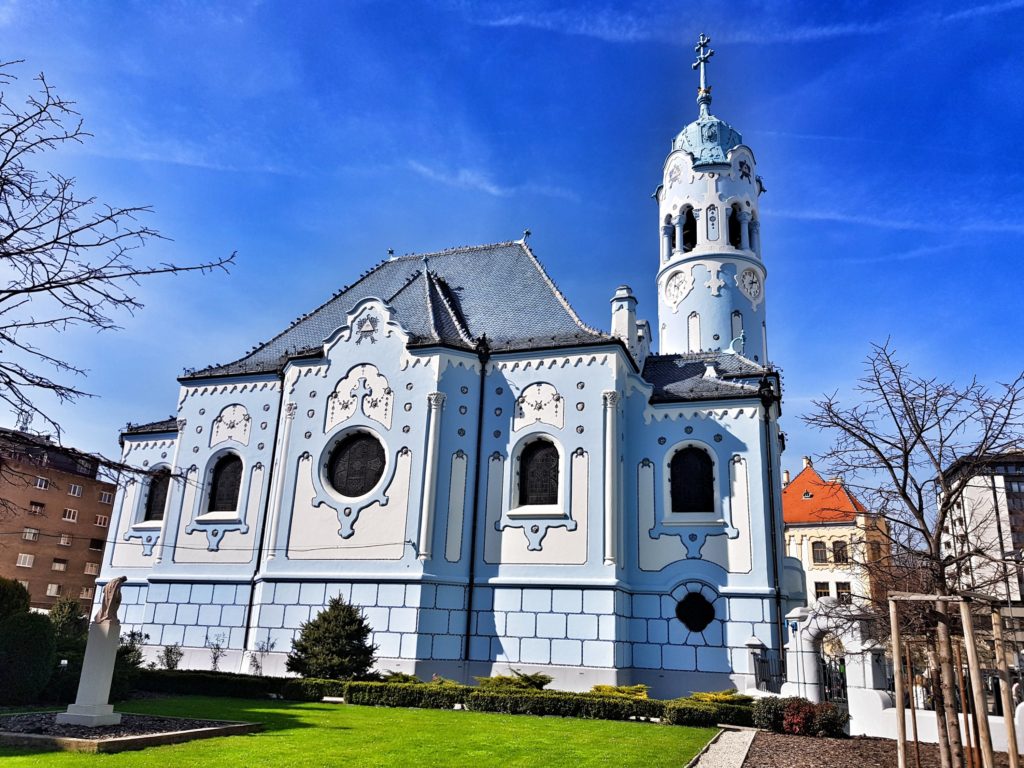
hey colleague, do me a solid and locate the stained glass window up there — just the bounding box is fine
[328,433,386,498]
[209,454,243,512]
[144,469,170,521]
[519,440,559,506]
[669,446,714,513]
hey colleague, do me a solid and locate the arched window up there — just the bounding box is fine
[208,454,243,513]
[687,311,701,353]
[728,203,743,248]
[144,469,171,522]
[832,540,849,564]
[328,433,386,498]
[682,207,697,251]
[518,439,559,506]
[811,540,828,564]
[669,446,714,513]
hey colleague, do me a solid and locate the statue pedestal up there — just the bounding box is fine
[56,620,122,727]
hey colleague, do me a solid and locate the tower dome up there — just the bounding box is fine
[654,34,768,362]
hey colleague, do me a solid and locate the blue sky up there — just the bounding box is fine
[2,0,1022,474]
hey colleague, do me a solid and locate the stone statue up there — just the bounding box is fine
[93,576,127,624]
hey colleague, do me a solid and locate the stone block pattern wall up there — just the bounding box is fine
[116,582,253,651]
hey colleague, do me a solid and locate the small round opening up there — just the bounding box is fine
[675,592,715,633]
[327,432,385,498]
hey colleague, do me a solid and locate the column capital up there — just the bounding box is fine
[427,392,446,409]
[284,402,297,419]
[602,390,620,407]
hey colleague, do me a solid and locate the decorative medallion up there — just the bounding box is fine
[513,382,564,431]
[210,404,251,447]
[354,314,379,344]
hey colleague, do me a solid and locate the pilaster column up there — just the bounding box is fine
[602,390,620,566]
[418,392,446,561]
[749,219,760,255]
[692,208,703,247]
[660,224,673,262]
[739,210,752,250]
[672,215,684,253]
[264,402,297,563]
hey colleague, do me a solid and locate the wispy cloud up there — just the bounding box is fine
[83,135,301,176]
[833,243,958,266]
[409,160,578,200]
[767,206,1024,236]
[470,1,1024,46]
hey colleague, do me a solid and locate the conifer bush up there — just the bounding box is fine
[286,596,377,680]
[0,611,56,703]
[0,577,30,620]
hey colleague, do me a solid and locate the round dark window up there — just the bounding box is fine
[327,433,386,498]
[675,592,715,633]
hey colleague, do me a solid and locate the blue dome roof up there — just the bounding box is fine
[673,112,742,168]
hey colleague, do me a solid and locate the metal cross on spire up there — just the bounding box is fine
[692,33,714,90]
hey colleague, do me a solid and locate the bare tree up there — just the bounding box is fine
[804,340,1024,766]
[0,60,233,440]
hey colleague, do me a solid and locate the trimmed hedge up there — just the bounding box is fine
[466,689,666,720]
[663,700,717,728]
[139,669,290,699]
[347,681,472,709]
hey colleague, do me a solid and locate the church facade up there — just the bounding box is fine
[100,40,803,695]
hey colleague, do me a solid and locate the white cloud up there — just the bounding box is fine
[408,160,578,200]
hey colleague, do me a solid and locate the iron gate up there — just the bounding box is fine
[819,655,848,711]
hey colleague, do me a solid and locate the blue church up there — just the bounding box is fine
[102,38,804,695]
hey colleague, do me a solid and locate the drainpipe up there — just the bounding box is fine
[462,336,491,663]
[758,374,786,660]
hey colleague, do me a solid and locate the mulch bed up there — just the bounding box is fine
[744,731,1013,768]
[0,712,229,740]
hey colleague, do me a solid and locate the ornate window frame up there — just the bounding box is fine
[184,448,253,551]
[123,463,173,556]
[506,432,567,520]
[661,439,721,526]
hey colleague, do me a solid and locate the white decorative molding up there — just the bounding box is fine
[180,378,281,405]
[603,390,619,565]
[643,404,759,425]
[513,382,563,431]
[325,364,394,432]
[444,450,469,563]
[494,354,610,373]
[324,297,409,351]
[210,404,252,447]
[123,438,176,456]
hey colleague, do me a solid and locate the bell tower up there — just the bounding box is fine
[655,34,768,363]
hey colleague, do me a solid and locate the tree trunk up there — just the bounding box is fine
[930,647,953,768]
[937,601,966,767]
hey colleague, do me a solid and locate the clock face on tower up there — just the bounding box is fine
[737,268,762,302]
[664,270,694,307]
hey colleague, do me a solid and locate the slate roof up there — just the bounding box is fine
[122,417,179,436]
[188,242,610,378]
[643,351,766,403]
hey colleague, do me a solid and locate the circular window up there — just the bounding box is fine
[327,432,386,498]
[675,592,715,633]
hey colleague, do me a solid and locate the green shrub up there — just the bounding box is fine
[0,611,56,703]
[663,700,717,728]
[0,577,30,621]
[782,697,817,735]
[690,689,753,707]
[42,648,85,703]
[752,696,787,731]
[110,629,148,701]
[468,689,665,721]
[281,677,348,701]
[158,643,185,670]
[812,701,849,738]
[347,681,473,708]
[475,669,553,690]
[287,596,376,680]
[674,699,754,727]
[382,671,420,684]
[48,595,87,650]
[140,669,290,698]
[591,684,649,699]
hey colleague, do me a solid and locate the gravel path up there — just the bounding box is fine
[692,729,756,768]
[0,712,230,740]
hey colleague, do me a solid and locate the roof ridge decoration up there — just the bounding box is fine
[427,272,475,346]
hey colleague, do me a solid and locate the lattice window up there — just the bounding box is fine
[669,446,714,513]
[518,440,559,506]
[832,540,849,564]
[811,541,828,564]
[328,433,386,498]
[144,470,171,522]
[208,454,243,512]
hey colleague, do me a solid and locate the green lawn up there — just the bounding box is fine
[0,696,716,767]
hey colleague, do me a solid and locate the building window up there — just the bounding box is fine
[94,515,109,528]
[29,501,45,515]
[674,592,715,632]
[836,582,852,604]
[16,553,34,568]
[17,580,29,591]
[62,508,78,522]
[869,541,882,562]
[68,483,83,497]
[208,454,243,512]
[80,586,94,599]
[518,439,560,506]
[144,469,171,522]
[811,541,828,564]
[832,540,849,564]
[46,583,61,597]
[52,558,68,572]
[84,562,100,575]
[815,582,831,599]
[731,311,743,344]
[99,491,114,505]
[728,203,743,248]
[682,207,697,251]
[88,538,104,551]
[58,533,72,547]
[327,433,386,498]
[22,527,39,542]
[35,476,49,490]
[669,446,715,513]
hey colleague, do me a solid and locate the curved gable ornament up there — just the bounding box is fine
[210,404,251,447]
[323,297,409,352]
[513,382,563,432]
[325,364,393,431]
